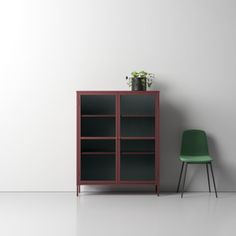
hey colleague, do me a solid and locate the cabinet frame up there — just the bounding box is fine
[77,91,160,195]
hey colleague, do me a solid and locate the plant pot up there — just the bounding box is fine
[131,78,146,91]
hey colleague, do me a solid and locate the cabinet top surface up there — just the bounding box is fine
[77,90,160,94]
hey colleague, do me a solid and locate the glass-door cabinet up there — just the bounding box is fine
[77,91,160,195]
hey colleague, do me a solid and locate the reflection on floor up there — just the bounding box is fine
[0,192,235,236]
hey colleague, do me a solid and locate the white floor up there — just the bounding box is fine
[0,192,235,236]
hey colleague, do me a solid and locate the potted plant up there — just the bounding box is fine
[126,71,155,91]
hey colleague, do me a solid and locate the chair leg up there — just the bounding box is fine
[209,162,218,198]
[181,163,188,198]
[206,163,211,192]
[177,162,185,192]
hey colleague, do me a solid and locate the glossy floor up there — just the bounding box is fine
[0,192,235,236]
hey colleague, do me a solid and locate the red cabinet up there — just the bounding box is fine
[77,91,160,195]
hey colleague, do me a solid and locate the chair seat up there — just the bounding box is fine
[180,155,213,163]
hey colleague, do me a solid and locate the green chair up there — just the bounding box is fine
[176,129,218,198]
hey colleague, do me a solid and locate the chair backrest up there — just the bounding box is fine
[181,130,209,156]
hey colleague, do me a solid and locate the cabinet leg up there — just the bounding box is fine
[155,185,159,196]
[77,185,80,196]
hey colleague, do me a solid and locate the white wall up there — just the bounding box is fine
[0,0,236,191]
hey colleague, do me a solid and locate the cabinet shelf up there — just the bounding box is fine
[120,137,155,140]
[81,137,116,140]
[80,181,117,185]
[121,152,155,155]
[81,114,116,118]
[121,115,154,118]
[82,152,116,155]
[119,181,156,184]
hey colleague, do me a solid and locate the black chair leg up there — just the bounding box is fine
[206,163,211,192]
[209,162,218,198]
[177,162,185,193]
[181,163,188,198]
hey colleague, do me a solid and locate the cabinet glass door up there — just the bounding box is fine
[120,94,156,181]
[80,95,116,181]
